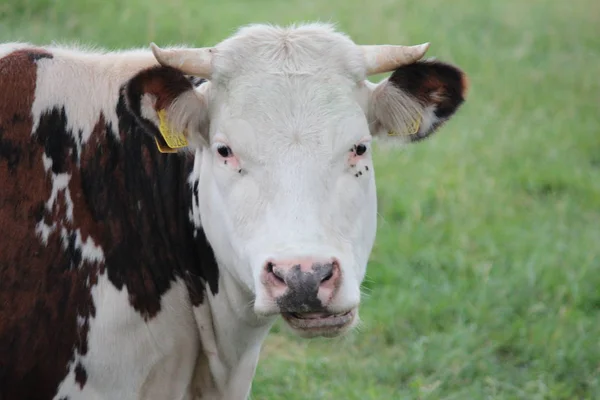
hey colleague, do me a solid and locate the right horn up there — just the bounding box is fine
[360,43,430,75]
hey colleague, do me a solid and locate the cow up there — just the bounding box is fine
[0,23,467,400]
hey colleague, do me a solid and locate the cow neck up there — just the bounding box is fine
[196,264,276,399]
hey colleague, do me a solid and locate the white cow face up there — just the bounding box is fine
[127,23,467,338]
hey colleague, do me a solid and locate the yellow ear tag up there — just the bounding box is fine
[154,137,178,153]
[156,109,188,150]
[388,115,422,137]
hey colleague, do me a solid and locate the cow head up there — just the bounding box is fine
[124,23,467,338]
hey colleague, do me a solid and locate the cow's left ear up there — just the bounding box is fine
[123,65,209,151]
[367,60,468,143]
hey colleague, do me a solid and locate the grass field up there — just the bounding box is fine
[2,0,599,398]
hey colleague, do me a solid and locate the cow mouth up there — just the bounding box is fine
[281,309,356,336]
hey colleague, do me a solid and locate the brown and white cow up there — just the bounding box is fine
[0,23,467,399]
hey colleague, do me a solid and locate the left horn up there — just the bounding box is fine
[150,43,214,79]
[360,43,430,75]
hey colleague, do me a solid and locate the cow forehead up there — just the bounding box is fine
[211,23,367,83]
[221,74,362,121]
[211,78,369,157]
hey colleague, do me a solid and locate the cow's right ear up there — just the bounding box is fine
[123,65,209,151]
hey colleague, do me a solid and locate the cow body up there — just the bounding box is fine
[0,23,467,399]
[0,46,224,399]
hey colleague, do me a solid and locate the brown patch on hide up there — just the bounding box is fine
[0,48,97,399]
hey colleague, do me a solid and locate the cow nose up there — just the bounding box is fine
[263,258,340,312]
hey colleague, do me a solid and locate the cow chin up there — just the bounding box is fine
[280,308,359,338]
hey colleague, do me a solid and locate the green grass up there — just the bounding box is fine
[3,0,599,398]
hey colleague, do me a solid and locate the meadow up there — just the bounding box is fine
[1,0,599,398]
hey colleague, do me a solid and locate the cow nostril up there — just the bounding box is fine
[266,262,285,283]
[318,261,338,283]
[321,268,334,283]
[266,262,275,274]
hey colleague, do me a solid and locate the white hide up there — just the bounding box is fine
[53,275,199,400]
[46,172,73,221]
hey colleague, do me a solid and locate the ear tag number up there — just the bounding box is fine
[156,109,188,151]
[388,114,422,137]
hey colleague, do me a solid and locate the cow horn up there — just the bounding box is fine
[150,43,214,79]
[360,43,430,75]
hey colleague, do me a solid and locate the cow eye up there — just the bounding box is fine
[216,144,233,158]
[355,143,367,156]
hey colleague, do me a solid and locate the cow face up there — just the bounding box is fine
[125,24,467,338]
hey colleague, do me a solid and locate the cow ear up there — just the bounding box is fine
[368,60,468,143]
[123,66,209,152]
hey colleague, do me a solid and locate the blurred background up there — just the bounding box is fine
[2,0,598,398]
